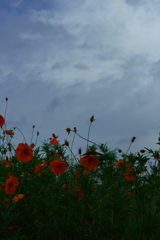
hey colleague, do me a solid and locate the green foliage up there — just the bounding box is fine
[1,102,160,239]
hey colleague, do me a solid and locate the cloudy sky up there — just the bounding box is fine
[1,0,160,165]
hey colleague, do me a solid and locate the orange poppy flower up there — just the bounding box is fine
[16,143,33,162]
[50,159,67,175]
[4,130,14,135]
[79,156,99,170]
[124,168,135,181]
[50,136,59,145]
[115,160,131,169]
[12,194,25,203]
[5,176,19,194]
[0,115,5,126]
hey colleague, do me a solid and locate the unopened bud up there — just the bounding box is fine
[131,137,136,143]
[78,148,82,155]
[5,97,8,101]
[37,131,39,136]
[90,115,95,122]
[73,127,77,133]
[32,125,35,128]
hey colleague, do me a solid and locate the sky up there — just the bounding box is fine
[1,0,160,169]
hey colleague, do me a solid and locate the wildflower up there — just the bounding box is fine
[115,160,131,169]
[130,153,134,156]
[4,130,14,135]
[16,143,33,162]
[140,149,145,153]
[54,152,61,158]
[74,182,82,188]
[2,159,12,168]
[83,170,90,176]
[136,169,141,174]
[30,143,35,149]
[0,115,5,126]
[12,194,25,203]
[80,218,88,225]
[62,184,71,193]
[79,156,99,170]
[34,163,42,176]
[127,190,132,195]
[5,176,19,194]
[50,159,67,175]
[50,135,59,145]
[8,227,14,231]
[124,168,135,181]
[77,189,84,200]
[66,128,71,135]
[131,137,136,142]
[74,172,79,178]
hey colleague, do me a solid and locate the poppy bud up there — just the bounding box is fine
[90,115,95,122]
[73,127,77,133]
[131,137,136,142]
[78,148,82,155]
[140,149,145,153]
[6,97,8,101]
[118,149,122,153]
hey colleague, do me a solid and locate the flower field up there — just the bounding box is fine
[0,98,160,240]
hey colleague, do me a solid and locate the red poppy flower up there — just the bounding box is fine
[16,143,33,162]
[79,156,99,170]
[50,159,67,175]
[34,163,42,176]
[5,176,19,194]
[0,115,5,126]
[115,160,131,169]
[30,143,35,149]
[124,168,135,181]
[50,136,59,145]
[4,130,14,136]
[77,189,84,200]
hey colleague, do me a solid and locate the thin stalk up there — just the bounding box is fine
[86,121,92,151]
[72,131,100,149]
[14,127,27,144]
